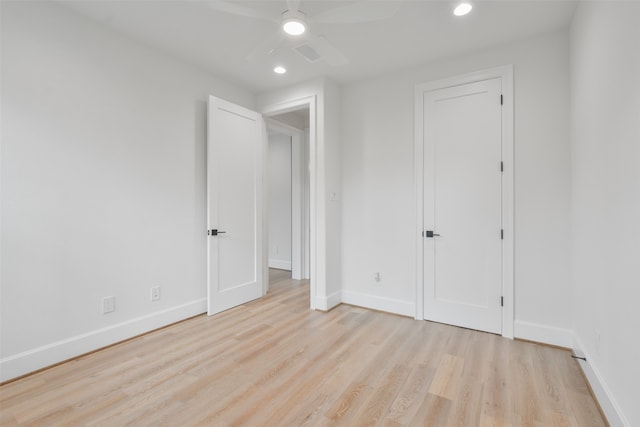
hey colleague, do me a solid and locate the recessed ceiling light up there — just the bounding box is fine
[454,2,473,16]
[274,66,287,74]
[282,10,306,36]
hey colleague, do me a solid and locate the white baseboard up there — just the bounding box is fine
[341,290,413,317]
[572,334,628,427]
[0,298,207,383]
[514,320,573,348]
[316,291,341,311]
[268,259,292,271]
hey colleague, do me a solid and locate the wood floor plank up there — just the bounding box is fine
[324,317,410,425]
[428,354,465,400]
[385,363,436,426]
[0,270,608,426]
[412,393,454,426]
[478,335,511,426]
[352,363,410,427]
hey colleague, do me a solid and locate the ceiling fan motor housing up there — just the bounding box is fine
[282,9,307,35]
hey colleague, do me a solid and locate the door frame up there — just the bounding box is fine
[266,118,308,280]
[261,96,318,310]
[414,65,514,338]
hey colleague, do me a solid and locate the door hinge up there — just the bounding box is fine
[501,229,504,240]
[500,161,504,172]
[501,296,504,307]
[500,94,503,105]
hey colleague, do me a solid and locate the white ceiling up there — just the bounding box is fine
[59,0,578,93]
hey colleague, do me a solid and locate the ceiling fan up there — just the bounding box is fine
[207,0,402,66]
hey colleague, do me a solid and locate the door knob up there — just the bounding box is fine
[424,230,440,238]
[208,229,227,236]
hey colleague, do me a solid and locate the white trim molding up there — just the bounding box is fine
[341,290,414,317]
[514,320,573,348]
[316,291,341,311]
[414,65,515,339]
[572,334,629,427]
[0,299,207,383]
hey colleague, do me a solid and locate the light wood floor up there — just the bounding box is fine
[1,269,606,426]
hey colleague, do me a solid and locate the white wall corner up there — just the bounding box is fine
[316,290,341,311]
[0,299,207,383]
[513,320,573,348]
[572,334,630,427]
[341,290,414,317]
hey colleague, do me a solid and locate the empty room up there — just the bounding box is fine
[1,0,638,425]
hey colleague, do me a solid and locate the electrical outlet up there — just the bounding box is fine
[102,296,115,314]
[374,272,381,285]
[151,286,160,302]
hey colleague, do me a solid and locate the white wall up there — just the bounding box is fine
[0,1,254,381]
[570,2,640,426]
[341,31,572,343]
[323,79,343,307]
[268,133,292,270]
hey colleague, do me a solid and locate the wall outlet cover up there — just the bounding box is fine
[102,296,115,314]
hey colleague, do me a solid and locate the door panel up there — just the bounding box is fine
[423,78,502,334]
[208,96,264,315]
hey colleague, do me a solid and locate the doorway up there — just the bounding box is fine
[267,130,293,272]
[261,96,317,309]
[267,111,310,281]
[414,66,514,338]
[207,95,318,314]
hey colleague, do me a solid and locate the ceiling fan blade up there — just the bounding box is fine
[312,0,402,24]
[245,32,287,62]
[286,0,301,12]
[305,35,348,66]
[207,0,279,22]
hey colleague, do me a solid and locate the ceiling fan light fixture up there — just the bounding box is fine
[454,2,473,16]
[282,10,306,36]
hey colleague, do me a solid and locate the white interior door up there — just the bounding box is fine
[423,78,503,334]
[207,96,264,316]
